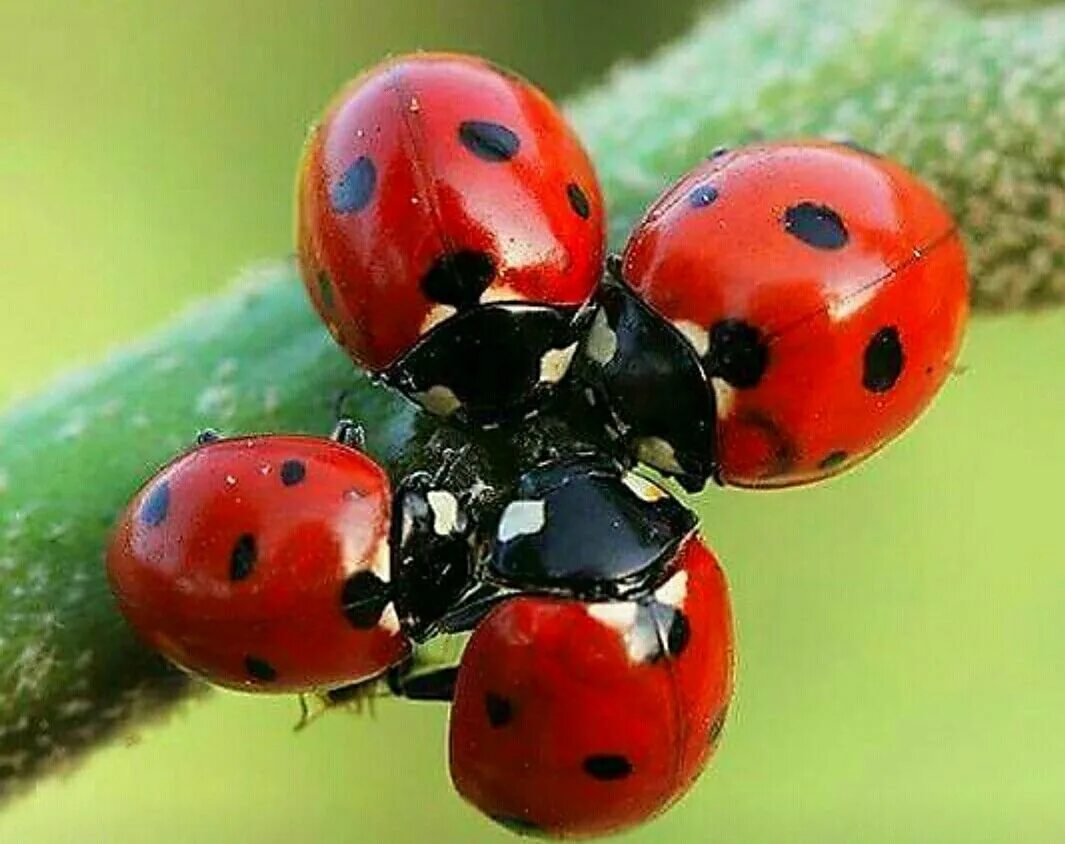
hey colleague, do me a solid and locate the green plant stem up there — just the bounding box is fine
[1,0,1062,803]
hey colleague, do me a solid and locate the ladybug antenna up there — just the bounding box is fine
[194,428,222,446]
[331,418,366,450]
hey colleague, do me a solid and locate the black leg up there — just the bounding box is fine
[195,428,222,446]
[331,418,366,450]
[387,665,458,702]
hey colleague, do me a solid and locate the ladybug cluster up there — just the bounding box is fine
[107,53,968,838]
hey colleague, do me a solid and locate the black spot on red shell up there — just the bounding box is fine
[139,481,170,527]
[783,202,849,250]
[330,155,376,214]
[819,450,848,470]
[566,182,591,219]
[280,460,306,487]
[340,570,391,629]
[458,121,520,162]
[863,327,904,393]
[229,533,257,581]
[583,754,633,781]
[484,692,514,727]
[706,319,769,388]
[666,609,691,657]
[421,250,497,309]
[688,184,719,208]
[244,656,277,682]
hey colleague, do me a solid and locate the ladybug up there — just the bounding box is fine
[107,425,476,693]
[577,140,969,489]
[435,458,733,837]
[297,52,605,424]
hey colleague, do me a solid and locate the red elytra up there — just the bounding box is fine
[621,140,969,487]
[106,436,409,693]
[296,52,605,373]
[448,537,733,838]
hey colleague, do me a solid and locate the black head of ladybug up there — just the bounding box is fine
[572,267,719,492]
[437,456,697,632]
[383,302,594,427]
[389,470,479,641]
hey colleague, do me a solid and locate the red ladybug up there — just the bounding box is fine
[297,53,605,423]
[579,140,969,489]
[449,536,733,838]
[424,458,732,837]
[107,428,476,693]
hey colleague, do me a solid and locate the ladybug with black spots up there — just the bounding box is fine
[577,140,969,489]
[296,52,605,425]
[437,458,734,838]
[106,423,477,693]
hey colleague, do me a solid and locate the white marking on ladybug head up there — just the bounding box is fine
[587,601,638,634]
[672,319,710,357]
[584,308,617,365]
[538,342,578,384]
[588,603,660,663]
[427,490,461,536]
[710,377,736,419]
[621,471,668,503]
[378,603,401,635]
[635,436,684,475]
[420,304,457,335]
[653,571,689,609]
[414,385,462,417]
[479,283,526,304]
[497,500,546,543]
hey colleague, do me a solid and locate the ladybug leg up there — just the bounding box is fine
[194,428,222,446]
[387,665,459,703]
[431,445,472,487]
[330,418,366,450]
[293,693,318,732]
[293,676,390,731]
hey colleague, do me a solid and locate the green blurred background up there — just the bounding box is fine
[2,1,1064,842]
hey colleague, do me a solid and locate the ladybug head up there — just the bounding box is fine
[573,265,720,492]
[435,457,698,633]
[383,297,595,427]
[389,470,480,641]
[489,456,698,597]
